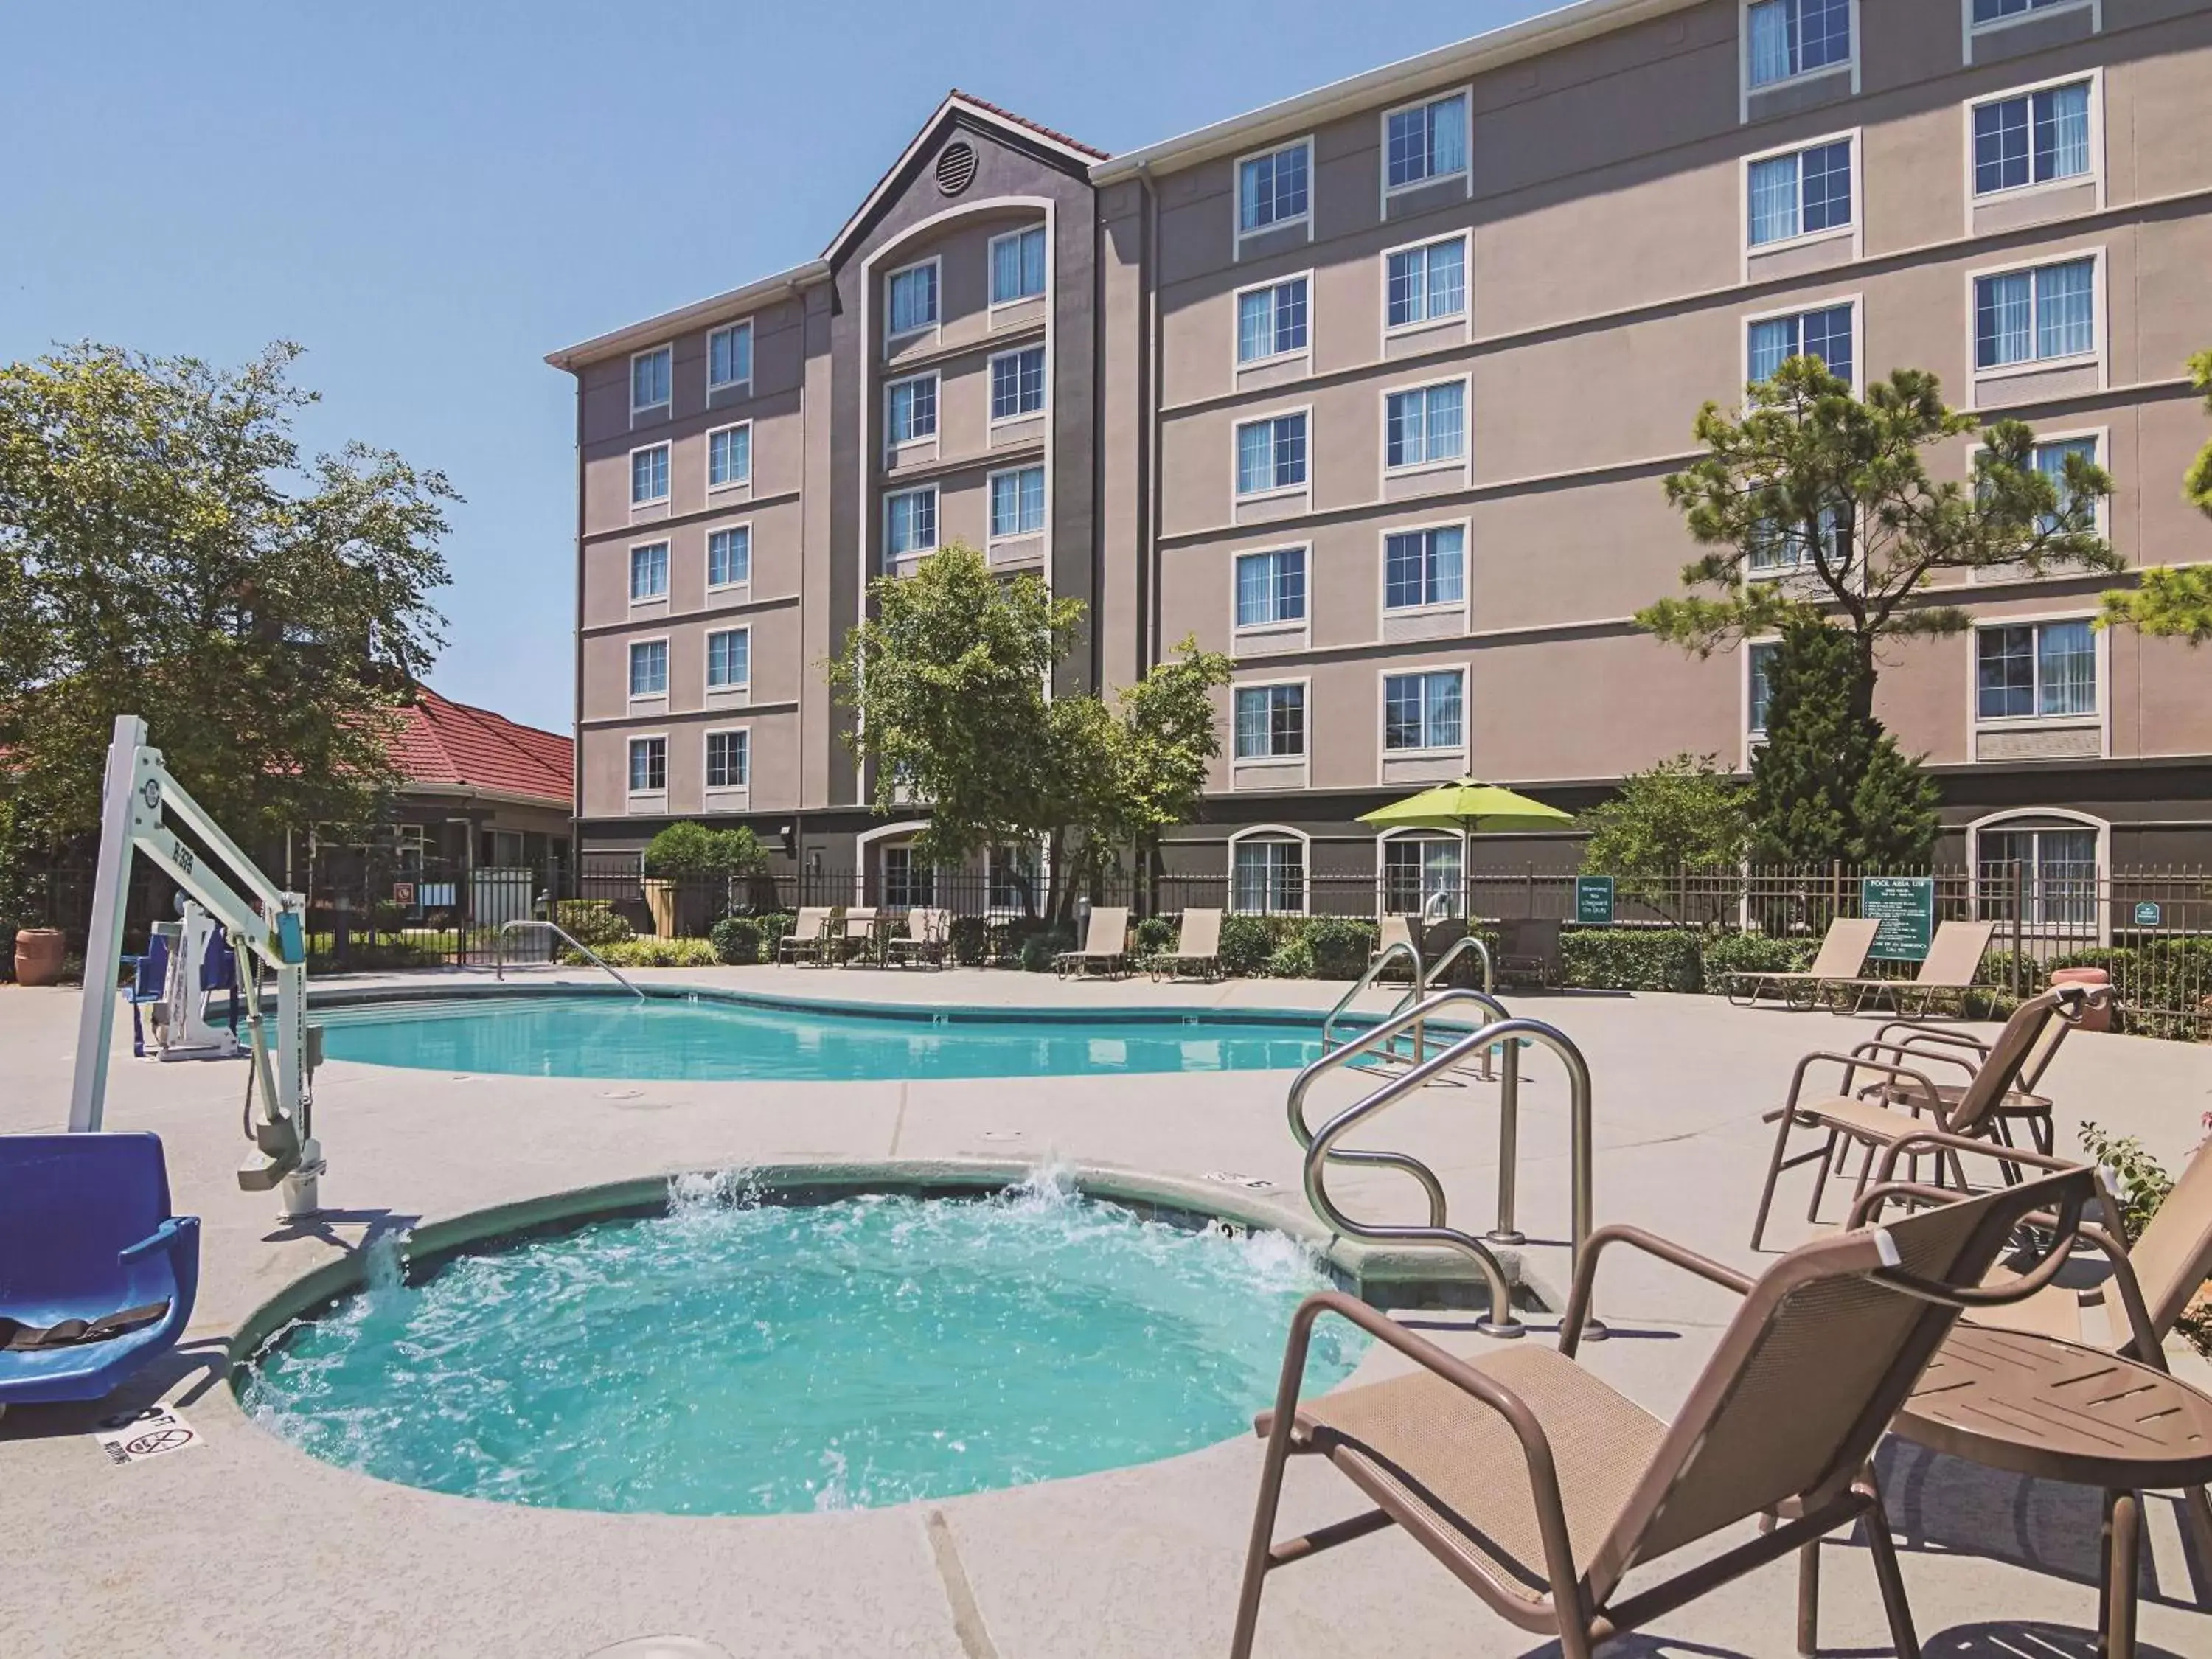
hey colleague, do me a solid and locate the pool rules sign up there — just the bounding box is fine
[1860,876,1936,963]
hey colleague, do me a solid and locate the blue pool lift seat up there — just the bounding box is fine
[0,1133,200,1407]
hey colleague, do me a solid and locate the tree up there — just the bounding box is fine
[1579,754,1748,923]
[1747,616,1938,867]
[0,342,454,855]
[643,821,767,877]
[1644,358,2121,722]
[2100,350,2212,643]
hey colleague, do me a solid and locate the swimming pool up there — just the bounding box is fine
[317,992,1328,1082]
[238,1171,1364,1515]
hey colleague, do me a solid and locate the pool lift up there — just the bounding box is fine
[69,714,326,1221]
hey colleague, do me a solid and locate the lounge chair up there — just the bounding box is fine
[1747,984,2095,1251]
[830,906,879,967]
[775,907,833,967]
[1845,996,2079,1157]
[1054,905,1131,979]
[1723,916,1880,1009]
[0,1133,201,1408]
[1494,917,1562,990]
[1369,914,1419,978]
[886,907,950,969]
[1822,919,1997,1016]
[1147,908,1223,982]
[1229,1166,2093,1659]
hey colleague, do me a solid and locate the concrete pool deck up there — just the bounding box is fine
[1,966,2208,1658]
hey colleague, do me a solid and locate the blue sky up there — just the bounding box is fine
[2,0,1560,732]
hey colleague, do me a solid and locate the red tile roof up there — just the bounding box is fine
[386,689,572,810]
[950,89,1110,161]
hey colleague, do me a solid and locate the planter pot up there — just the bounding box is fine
[14,928,66,987]
[2049,965,2115,1032]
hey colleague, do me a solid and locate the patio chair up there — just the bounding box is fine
[1370,914,1418,978]
[1147,908,1223,982]
[775,907,832,967]
[1843,995,2078,1157]
[1494,917,1562,990]
[1230,1166,2094,1659]
[1723,916,1880,1009]
[1054,905,1131,979]
[1821,919,1997,1017]
[831,906,880,967]
[886,907,950,970]
[0,1133,201,1409]
[1748,984,2095,1252]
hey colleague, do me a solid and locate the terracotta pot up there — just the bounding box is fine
[13,927,66,987]
[2048,965,2114,1032]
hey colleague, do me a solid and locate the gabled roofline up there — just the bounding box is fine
[543,260,832,373]
[1090,0,1699,184]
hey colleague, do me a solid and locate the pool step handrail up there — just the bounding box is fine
[494,919,645,1000]
[1385,932,1499,1078]
[1320,938,1422,1056]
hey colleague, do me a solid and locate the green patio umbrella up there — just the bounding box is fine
[1359,779,1575,914]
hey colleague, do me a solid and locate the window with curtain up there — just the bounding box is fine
[1747,0,1851,89]
[1237,276,1309,364]
[887,264,938,335]
[887,375,937,445]
[706,628,749,692]
[882,846,935,908]
[1383,526,1466,610]
[630,347,671,411]
[1385,237,1467,330]
[1748,641,1779,735]
[628,639,668,698]
[708,425,751,489]
[627,737,667,793]
[990,466,1046,540]
[1384,670,1464,751]
[1234,548,1307,628]
[630,445,670,505]
[1236,414,1308,495]
[990,347,1046,420]
[1749,503,1848,573]
[987,846,1037,912]
[1238,142,1309,233]
[1385,92,1469,190]
[1975,258,2095,369]
[706,730,748,789]
[1977,619,2096,720]
[1382,838,1461,916]
[1747,303,1854,386]
[1974,0,2081,23]
[990,226,1047,304]
[708,323,751,390]
[1973,83,2091,196]
[886,487,937,561]
[2030,437,2098,535]
[1747,139,1852,246]
[1234,684,1306,759]
[1978,824,2098,929]
[1385,382,1466,470]
[707,526,750,588]
[629,542,669,602]
[1231,838,1305,914]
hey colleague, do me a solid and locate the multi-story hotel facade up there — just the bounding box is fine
[552,0,2212,908]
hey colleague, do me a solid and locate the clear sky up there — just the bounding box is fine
[2,0,1561,733]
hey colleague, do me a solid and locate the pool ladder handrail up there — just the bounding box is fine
[493,919,646,1000]
[1385,932,1498,1077]
[1320,939,1422,1057]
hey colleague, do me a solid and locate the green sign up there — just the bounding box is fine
[1861,876,1935,962]
[2134,900,2163,928]
[1575,875,1615,926]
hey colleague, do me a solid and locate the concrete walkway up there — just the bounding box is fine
[1,968,2208,1658]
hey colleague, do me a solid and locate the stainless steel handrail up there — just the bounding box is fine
[1386,933,1498,1075]
[1320,938,1422,1054]
[1419,933,1495,998]
[493,919,645,999]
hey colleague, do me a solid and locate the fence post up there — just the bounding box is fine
[2011,859,2026,1001]
[1831,860,1842,922]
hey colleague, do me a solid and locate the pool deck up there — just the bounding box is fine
[2,964,2209,1658]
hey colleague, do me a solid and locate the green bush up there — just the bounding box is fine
[582,936,720,968]
[1265,938,1317,979]
[1699,931,1816,992]
[641,821,767,877]
[1018,926,1076,973]
[308,940,440,974]
[949,915,991,967]
[1301,917,1379,980]
[1561,927,1703,993]
[1134,915,1177,956]
[709,916,762,965]
[1219,915,1295,977]
[556,900,632,947]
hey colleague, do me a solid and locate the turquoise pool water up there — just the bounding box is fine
[319,993,1326,1081]
[239,1173,1364,1515]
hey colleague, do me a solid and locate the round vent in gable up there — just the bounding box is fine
[935,141,978,197]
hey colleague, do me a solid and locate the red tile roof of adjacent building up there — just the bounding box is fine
[386,689,572,810]
[948,89,1111,161]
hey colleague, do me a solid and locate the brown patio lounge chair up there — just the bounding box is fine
[1369,914,1418,977]
[1495,917,1562,990]
[1230,1166,2094,1659]
[886,908,950,969]
[1822,919,1997,1016]
[1747,984,2097,1251]
[828,905,878,966]
[1724,916,1880,1009]
[1053,905,1130,979]
[1147,908,1223,982]
[775,906,834,966]
[1844,996,2079,1157]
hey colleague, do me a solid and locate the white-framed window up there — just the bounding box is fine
[1234,547,1307,629]
[707,423,751,490]
[1385,235,1467,332]
[708,321,752,392]
[627,735,667,795]
[1384,90,1468,193]
[1972,0,2091,27]
[882,844,936,908]
[1974,257,2096,369]
[1974,815,2101,931]
[2025,434,2101,535]
[1230,832,1307,916]
[1234,683,1306,760]
[630,443,670,507]
[1383,526,1465,611]
[1976,618,2097,720]
[628,540,669,603]
[1747,301,1855,386]
[1237,139,1310,237]
[886,259,939,338]
[1385,380,1466,472]
[1747,136,1853,246]
[1747,0,1852,89]
[1381,835,1461,916]
[885,486,938,563]
[630,345,671,415]
[987,845,1037,912]
[988,465,1046,541]
[706,627,750,694]
[1383,669,1464,751]
[990,224,1048,305]
[1747,639,1781,736]
[1972,79,2093,197]
[705,728,750,790]
[707,526,751,589]
[886,373,938,446]
[989,346,1046,422]
[1235,413,1308,497]
[628,639,669,699]
[1749,502,1849,574]
[1236,275,1309,365]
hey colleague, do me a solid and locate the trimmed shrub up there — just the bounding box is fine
[1018,926,1077,973]
[1265,938,1317,980]
[1561,927,1703,993]
[709,916,763,965]
[1218,915,1295,978]
[1134,915,1177,956]
[1301,917,1379,980]
[949,916,991,967]
[556,900,632,948]
[587,936,720,968]
[1700,931,1816,993]
[308,940,441,974]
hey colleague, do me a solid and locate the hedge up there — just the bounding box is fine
[1559,928,1703,993]
[585,936,720,968]
[555,900,633,948]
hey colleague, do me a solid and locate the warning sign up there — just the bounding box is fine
[94,1405,202,1465]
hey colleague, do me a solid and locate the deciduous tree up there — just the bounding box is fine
[1579,754,1747,923]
